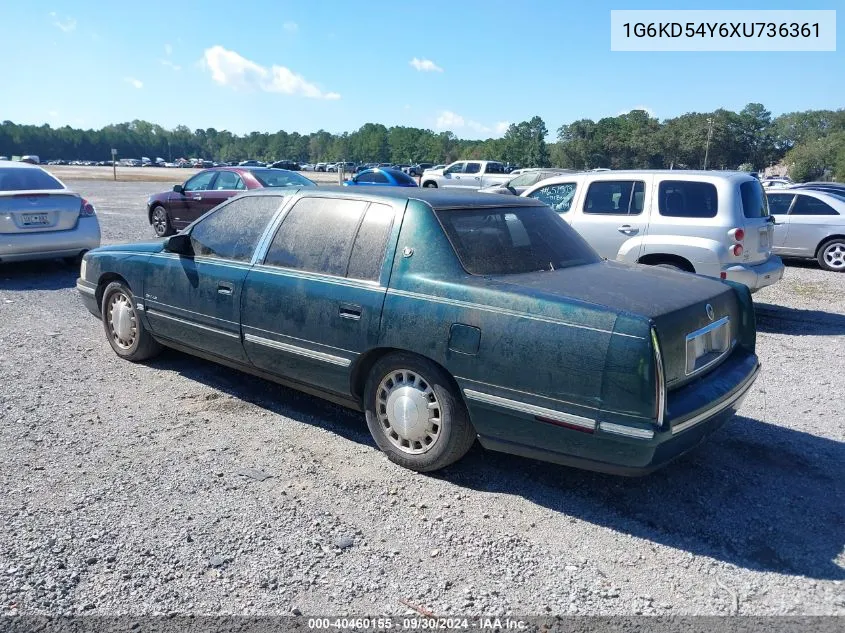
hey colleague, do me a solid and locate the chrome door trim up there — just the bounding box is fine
[463,389,596,430]
[145,309,240,339]
[243,333,352,367]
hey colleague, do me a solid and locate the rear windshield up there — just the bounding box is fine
[740,180,769,218]
[435,206,600,275]
[385,169,417,186]
[0,168,64,191]
[250,169,315,188]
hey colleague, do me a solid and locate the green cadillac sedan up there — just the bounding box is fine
[77,187,760,475]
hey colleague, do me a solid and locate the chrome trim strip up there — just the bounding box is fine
[388,288,643,339]
[145,309,240,339]
[75,281,96,296]
[651,327,666,428]
[144,300,239,326]
[685,316,731,377]
[463,389,596,430]
[456,375,601,413]
[243,333,351,367]
[242,324,357,355]
[250,263,385,292]
[671,364,758,435]
[599,421,654,440]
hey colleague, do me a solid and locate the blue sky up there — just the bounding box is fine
[0,1,841,139]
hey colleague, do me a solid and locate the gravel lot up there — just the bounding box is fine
[1,179,843,617]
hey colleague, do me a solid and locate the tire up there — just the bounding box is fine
[150,205,174,237]
[817,238,845,272]
[422,181,437,188]
[653,263,685,272]
[364,352,476,472]
[100,281,163,361]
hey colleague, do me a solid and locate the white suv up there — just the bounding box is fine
[522,170,785,292]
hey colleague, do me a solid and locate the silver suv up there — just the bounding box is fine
[522,170,784,292]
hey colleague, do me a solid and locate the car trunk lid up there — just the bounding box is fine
[0,191,82,234]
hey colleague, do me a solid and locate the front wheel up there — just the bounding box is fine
[817,238,845,272]
[101,281,163,361]
[364,353,476,472]
[151,205,174,237]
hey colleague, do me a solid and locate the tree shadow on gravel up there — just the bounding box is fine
[755,303,845,336]
[0,260,79,290]
[146,348,377,449]
[436,416,845,581]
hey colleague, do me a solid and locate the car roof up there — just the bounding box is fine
[0,160,40,169]
[239,186,547,210]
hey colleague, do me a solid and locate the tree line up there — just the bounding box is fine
[1,103,843,180]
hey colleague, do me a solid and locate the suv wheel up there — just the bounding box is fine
[818,238,845,272]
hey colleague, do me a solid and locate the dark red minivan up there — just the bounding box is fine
[146,167,315,237]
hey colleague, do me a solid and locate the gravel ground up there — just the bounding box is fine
[0,180,843,617]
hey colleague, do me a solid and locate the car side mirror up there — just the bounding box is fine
[172,184,184,194]
[164,233,193,256]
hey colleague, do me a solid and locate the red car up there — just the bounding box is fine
[146,167,316,237]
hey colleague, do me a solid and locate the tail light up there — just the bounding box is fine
[732,244,744,256]
[731,228,745,242]
[79,198,96,217]
[651,328,666,429]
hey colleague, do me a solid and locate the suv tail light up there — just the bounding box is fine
[79,198,96,217]
[729,228,745,242]
[732,244,744,256]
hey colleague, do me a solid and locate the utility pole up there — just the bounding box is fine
[703,117,714,170]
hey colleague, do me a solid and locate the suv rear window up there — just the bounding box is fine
[740,180,769,218]
[0,168,64,191]
[658,181,718,218]
[435,206,599,275]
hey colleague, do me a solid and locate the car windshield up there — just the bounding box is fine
[435,205,600,275]
[250,169,315,188]
[0,168,64,191]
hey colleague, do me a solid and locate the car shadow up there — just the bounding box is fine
[0,260,79,290]
[146,348,376,449]
[435,415,844,581]
[755,303,845,336]
[146,349,843,581]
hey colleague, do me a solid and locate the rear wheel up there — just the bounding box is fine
[817,238,845,272]
[364,353,475,472]
[101,281,163,361]
[653,263,684,272]
[422,181,438,188]
[151,205,174,237]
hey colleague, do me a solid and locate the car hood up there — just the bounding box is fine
[93,240,166,255]
[489,260,731,319]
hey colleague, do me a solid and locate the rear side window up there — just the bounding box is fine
[658,181,718,218]
[264,197,368,275]
[189,196,282,262]
[0,167,64,191]
[465,163,481,174]
[435,205,600,275]
[347,203,395,281]
[791,195,840,216]
[766,193,794,215]
[214,171,245,190]
[584,180,644,215]
[740,180,769,218]
[528,183,578,213]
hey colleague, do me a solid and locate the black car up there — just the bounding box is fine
[271,160,301,171]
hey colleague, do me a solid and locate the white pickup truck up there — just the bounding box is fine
[421,160,511,190]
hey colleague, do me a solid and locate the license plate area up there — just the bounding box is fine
[686,316,731,375]
[21,213,50,226]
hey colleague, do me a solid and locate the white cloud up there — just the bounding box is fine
[494,121,511,135]
[283,21,298,32]
[48,110,59,118]
[159,59,181,71]
[617,105,656,118]
[164,43,173,56]
[436,110,464,130]
[410,57,443,72]
[49,11,76,32]
[124,77,143,89]
[201,45,339,100]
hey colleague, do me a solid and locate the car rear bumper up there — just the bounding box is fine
[0,217,101,263]
[723,255,784,293]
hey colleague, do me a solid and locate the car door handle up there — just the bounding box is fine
[617,225,638,234]
[192,195,202,201]
[217,282,233,295]
[339,303,362,320]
